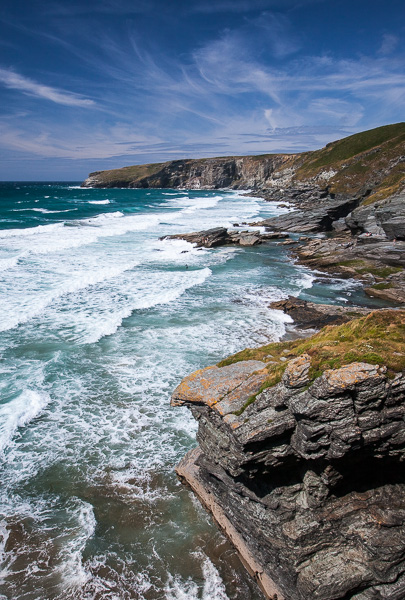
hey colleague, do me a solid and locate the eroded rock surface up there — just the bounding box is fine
[269,296,372,329]
[161,227,284,248]
[173,341,405,599]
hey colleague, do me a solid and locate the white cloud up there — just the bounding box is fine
[378,33,399,56]
[0,68,95,107]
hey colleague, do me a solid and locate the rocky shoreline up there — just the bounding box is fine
[82,123,405,599]
[172,311,405,600]
[163,191,405,598]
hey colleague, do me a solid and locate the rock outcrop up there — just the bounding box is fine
[82,154,292,190]
[160,227,284,248]
[269,296,371,329]
[345,190,405,240]
[292,234,405,304]
[257,196,360,233]
[172,311,405,600]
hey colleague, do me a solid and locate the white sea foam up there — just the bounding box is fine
[0,222,64,238]
[0,186,351,598]
[0,389,51,455]
[56,500,96,589]
[0,259,141,333]
[165,556,229,600]
[88,199,110,205]
[47,266,213,344]
[29,208,74,214]
[0,254,24,272]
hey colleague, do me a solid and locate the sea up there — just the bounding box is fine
[0,183,383,600]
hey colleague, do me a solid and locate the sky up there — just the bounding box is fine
[0,0,404,180]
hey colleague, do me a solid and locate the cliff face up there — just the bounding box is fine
[172,311,405,600]
[82,123,405,207]
[82,154,293,190]
[82,123,405,241]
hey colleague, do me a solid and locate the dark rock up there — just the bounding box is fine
[292,234,405,304]
[172,332,405,600]
[260,196,360,234]
[160,227,281,248]
[345,191,405,240]
[270,296,371,329]
[161,227,230,248]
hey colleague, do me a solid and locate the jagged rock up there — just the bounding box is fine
[259,196,360,233]
[345,191,405,240]
[270,296,371,329]
[160,227,278,247]
[173,312,405,600]
[292,235,405,304]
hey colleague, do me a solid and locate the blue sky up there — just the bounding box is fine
[0,0,404,180]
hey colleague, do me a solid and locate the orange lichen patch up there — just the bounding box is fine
[322,363,385,393]
[170,366,218,407]
[215,370,268,416]
[282,354,311,388]
[170,360,267,408]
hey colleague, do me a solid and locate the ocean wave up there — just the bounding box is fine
[63,266,213,345]
[0,254,25,272]
[0,222,64,238]
[165,555,229,600]
[88,200,110,205]
[0,259,141,334]
[0,389,51,456]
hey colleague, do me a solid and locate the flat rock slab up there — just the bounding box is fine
[270,296,372,329]
[171,360,268,416]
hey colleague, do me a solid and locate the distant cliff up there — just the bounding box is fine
[82,153,292,190]
[82,123,405,206]
[172,310,405,600]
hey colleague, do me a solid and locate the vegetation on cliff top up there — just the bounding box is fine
[218,310,405,395]
[84,123,405,198]
[294,122,405,201]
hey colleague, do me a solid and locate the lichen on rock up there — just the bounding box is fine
[172,310,405,600]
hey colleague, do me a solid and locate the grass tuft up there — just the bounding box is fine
[221,310,405,413]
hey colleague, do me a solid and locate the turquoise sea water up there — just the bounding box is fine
[0,183,382,600]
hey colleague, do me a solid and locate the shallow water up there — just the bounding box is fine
[0,183,380,599]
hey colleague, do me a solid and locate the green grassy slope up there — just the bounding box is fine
[83,123,405,197]
[294,122,405,201]
[217,310,405,409]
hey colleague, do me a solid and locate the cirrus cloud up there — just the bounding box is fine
[0,68,95,107]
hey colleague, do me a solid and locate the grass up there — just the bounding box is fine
[221,310,405,414]
[296,123,405,173]
[88,162,166,185]
[86,123,405,199]
[336,260,403,279]
[362,162,405,205]
[292,123,405,199]
[371,282,393,290]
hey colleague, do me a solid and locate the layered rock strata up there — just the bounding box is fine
[292,234,405,304]
[161,227,284,248]
[172,312,405,600]
[269,296,372,329]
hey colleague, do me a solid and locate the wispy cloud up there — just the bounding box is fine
[192,0,322,13]
[0,68,95,107]
[378,33,399,56]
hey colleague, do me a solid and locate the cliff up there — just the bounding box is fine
[172,310,405,600]
[82,123,405,206]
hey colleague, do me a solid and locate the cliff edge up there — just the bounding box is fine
[82,123,405,207]
[172,310,405,600]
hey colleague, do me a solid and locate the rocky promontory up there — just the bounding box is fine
[160,226,284,248]
[172,311,405,599]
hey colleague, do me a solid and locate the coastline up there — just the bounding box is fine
[163,191,404,599]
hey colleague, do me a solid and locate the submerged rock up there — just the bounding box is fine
[172,311,405,600]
